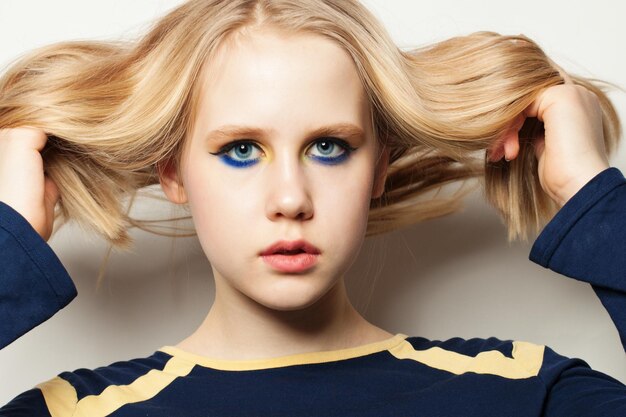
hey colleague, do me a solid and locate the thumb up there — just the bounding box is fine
[43,175,60,220]
[487,113,524,162]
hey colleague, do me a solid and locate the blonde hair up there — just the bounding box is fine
[0,0,621,253]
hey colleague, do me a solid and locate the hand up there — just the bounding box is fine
[488,83,610,207]
[0,127,60,241]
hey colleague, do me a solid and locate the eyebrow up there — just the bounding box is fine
[205,123,365,142]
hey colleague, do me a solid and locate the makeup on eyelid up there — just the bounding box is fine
[209,137,358,168]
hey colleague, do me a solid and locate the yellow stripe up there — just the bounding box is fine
[37,377,78,417]
[158,333,409,371]
[36,334,409,416]
[37,356,195,417]
[37,335,541,417]
[389,340,545,379]
[71,356,195,417]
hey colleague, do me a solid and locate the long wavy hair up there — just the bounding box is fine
[0,0,622,254]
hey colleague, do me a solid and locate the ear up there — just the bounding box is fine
[372,144,390,199]
[158,158,188,204]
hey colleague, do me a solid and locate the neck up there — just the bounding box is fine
[176,277,392,360]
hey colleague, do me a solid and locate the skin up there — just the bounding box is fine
[0,29,611,361]
[0,128,59,241]
[159,28,394,359]
[488,82,610,207]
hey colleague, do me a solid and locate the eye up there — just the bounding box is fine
[307,138,356,165]
[209,137,357,168]
[209,141,263,168]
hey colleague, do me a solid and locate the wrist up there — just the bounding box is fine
[554,163,610,207]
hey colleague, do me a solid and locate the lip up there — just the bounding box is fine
[259,239,321,256]
[259,239,321,273]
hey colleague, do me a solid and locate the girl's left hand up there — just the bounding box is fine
[488,83,610,208]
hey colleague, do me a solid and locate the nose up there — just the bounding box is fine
[265,150,313,222]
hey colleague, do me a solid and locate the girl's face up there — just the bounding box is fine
[161,29,388,311]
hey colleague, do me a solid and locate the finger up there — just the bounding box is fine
[532,136,546,160]
[523,87,550,122]
[44,176,60,214]
[524,73,574,120]
[487,145,505,163]
[488,113,526,162]
[0,126,49,151]
[23,127,49,152]
[503,130,520,162]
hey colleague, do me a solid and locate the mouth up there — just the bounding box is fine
[274,249,306,255]
[259,240,321,273]
[259,239,321,256]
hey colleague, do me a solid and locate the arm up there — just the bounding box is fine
[490,82,624,348]
[0,389,51,417]
[491,85,626,413]
[0,127,76,349]
[526,168,626,415]
[0,200,76,349]
[0,199,74,415]
[529,167,626,350]
[539,345,626,416]
[0,128,78,415]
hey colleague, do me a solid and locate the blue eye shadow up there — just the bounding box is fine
[309,152,351,165]
[219,155,259,168]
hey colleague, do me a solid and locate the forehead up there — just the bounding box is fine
[193,28,371,136]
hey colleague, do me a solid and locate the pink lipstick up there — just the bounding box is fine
[260,240,321,273]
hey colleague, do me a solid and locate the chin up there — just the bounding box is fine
[252,278,336,312]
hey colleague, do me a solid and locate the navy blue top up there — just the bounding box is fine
[1,167,625,416]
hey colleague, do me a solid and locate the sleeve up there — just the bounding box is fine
[529,167,626,350]
[0,389,52,417]
[0,200,77,349]
[528,167,626,415]
[538,347,626,416]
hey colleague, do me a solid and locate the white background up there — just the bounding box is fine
[1,0,625,403]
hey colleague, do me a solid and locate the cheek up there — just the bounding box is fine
[183,167,257,264]
[182,151,376,268]
[315,160,375,244]
[326,164,375,273]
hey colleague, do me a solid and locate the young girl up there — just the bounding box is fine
[1,0,625,415]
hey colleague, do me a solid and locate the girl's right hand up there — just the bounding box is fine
[0,127,60,241]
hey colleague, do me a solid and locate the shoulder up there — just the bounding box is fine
[393,334,583,382]
[0,388,51,417]
[2,350,175,417]
[50,350,173,399]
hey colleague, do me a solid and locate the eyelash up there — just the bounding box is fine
[209,137,358,168]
